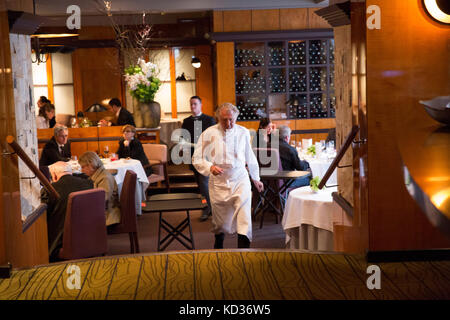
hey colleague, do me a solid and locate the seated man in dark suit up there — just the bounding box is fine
[109,98,136,127]
[277,125,312,188]
[39,125,71,167]
[40,161,94,262]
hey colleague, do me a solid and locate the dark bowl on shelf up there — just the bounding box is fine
[420,96,450,126]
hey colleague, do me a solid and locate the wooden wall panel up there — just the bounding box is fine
[308,8,332,28]
[334,25,353,206]
[45,54,54,103]
[5,0,33,12]
[0,1,48,268]
[73,48,123,113]
[252,9,280,31]
[280,8,309,30]
[213,11,224,32]
[223,10,252,32]
[366,0,450,250]
[77,26,116,40]
[215,42,236,106]
[195,45,214,116]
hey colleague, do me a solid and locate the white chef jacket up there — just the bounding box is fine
[193,124,260,240]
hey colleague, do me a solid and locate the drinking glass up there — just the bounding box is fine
[104,145,109,158]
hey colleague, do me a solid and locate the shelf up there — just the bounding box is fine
[235,38,335,121]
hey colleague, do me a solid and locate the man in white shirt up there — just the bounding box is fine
[193,103,264,249]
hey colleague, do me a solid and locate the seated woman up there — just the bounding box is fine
[36,102,55,129]
[79,151,121,226]
[255,117,276,148]
[117,124,153,176]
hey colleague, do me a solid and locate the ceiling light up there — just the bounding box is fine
[191,56,201,69]
[423,0,450,24]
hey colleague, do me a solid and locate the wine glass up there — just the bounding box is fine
[70,117,77,128]
[104,145,109,158]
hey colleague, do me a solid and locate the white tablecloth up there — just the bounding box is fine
[282,186,351,251]
[103,158,149,216]
[298,151,337,186]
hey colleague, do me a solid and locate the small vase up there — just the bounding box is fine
[134,100,161,128]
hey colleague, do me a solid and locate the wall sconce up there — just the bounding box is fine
[422,0,450,24]
[191,56,201,69]
[30,33,78,64]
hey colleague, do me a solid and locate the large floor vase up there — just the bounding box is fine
[134,100,161,128]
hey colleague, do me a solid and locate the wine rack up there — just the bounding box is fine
[235,37,334,121]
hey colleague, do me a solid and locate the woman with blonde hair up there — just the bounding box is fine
[79,151,120,225]
[116,124,152,176]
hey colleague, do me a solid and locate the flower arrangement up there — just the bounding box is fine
[306,145,316,157]
[124,58,161,103]
[310,176,323,192]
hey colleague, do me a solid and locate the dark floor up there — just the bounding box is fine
[108,163,288,256]
[107,209,286,256]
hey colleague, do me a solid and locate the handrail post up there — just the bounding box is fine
[318,125,359,190]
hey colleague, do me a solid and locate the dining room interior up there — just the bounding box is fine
[0,0,449,302]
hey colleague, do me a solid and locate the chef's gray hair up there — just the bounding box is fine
[215,103,239,121]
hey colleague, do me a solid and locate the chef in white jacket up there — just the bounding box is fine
[193,103,264,248]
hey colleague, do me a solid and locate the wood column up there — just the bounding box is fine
[169,48,177,118]
[215,42,236,106]
[0,0,49,268]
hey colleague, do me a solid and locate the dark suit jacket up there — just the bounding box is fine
[116,108,136,127]
[278,140,311,172]
[39,136,71,167]
[181,113,216,169]
[41,174,94,261]
[49,117,56,128]
[116,137,152,176]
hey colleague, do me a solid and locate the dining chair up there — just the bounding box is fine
[143,143,170,193]
[58,188,107,260]
[107,170,140,253]
[252,147,284,228]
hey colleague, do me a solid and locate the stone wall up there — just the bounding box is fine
[9,33,40,219]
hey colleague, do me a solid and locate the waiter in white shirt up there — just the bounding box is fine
[193,103,264,249]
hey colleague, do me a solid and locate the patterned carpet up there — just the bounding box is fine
[1,250,449,300]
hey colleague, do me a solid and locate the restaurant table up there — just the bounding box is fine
[298,151,337,186]
[103,158,149,216]
[253,170,310,228]
[144,193,206,251]
[282,186,352,251]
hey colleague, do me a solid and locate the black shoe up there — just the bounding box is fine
[237,234,250,248]
[214,233,225,249]
[199,209,211,222]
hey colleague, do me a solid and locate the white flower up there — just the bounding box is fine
[137,58,158,79]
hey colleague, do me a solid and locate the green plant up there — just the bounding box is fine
[310,176,322,192]
[124,58,161,103]
[307,145,316,156]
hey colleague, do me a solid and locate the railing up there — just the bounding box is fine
[6,135,60,232]
[318,125,360,190]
